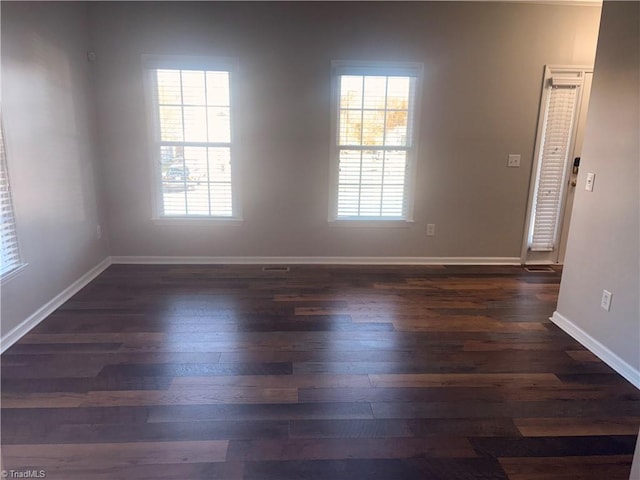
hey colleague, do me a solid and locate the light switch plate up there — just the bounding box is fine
[586,172,595,191]
[508,154,521,168]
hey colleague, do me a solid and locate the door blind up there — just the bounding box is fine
[529,83,579,252]
[0,119,21,277]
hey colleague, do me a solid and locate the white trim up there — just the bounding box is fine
[551,311,640,390]
[110,256,521,266]
[152,218,243,226]
[142,56,241,221]
[523,259,561,266]
[0,262,28,286]
[328,61,424,222]
[327,219,415,228]
[0,257,112,354]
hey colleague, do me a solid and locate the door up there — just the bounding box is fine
[522,66,593,265]
[557,72,592,263]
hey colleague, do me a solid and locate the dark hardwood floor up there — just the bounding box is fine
[1,264,638,479]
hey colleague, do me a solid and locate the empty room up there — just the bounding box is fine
[1,0,638,479]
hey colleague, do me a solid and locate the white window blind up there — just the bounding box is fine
[146,59,237,219]
[529,81,579,251]
[331,62,422,220]
[0,119,22,277]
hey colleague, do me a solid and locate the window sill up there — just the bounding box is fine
[153,217,243,227]
[1,263,28,285]
[328,219,414,228]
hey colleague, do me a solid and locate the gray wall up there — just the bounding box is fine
[89,1,601,258]
[556,1,639,376]
[0,1,607,341]
[1,2,109,337]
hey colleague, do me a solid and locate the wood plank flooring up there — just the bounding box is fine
[1,264,638,479]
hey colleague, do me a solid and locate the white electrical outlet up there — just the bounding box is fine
[585,172,595,191]
[601,289,612,311]
[507,154,521,168]
[426,224,436,236]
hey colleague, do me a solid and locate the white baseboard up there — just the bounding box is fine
[551,311,640,389]
[110,256,522,266]
[0,257,112,353]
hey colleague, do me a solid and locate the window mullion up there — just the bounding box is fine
[178,70,189,215]
[203,71,212,216]
[357,76,365,216]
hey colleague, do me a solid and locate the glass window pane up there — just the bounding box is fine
[362,110,384,146]
[337,185,360,217]
[208,148,231,183]
[160,145,183,167]
[338,150,361,185]
[206,71,230,106]
[385,111,408,146]
[159,106,183,141]
[359,185,382,216]
[363,76,387,109]
[207,107,231,143]
[156,70,181,104]
[339,110,362,145]
[386,77,411,109]
[181,70,206,105]
[183,106,207,142]
[184,147,208,185]
[381,185,404,216]
[186,184,210,215]
[210,183,233,216]
[162,183,187,216]
[383,151,407,184]
[340,76,363,109]
[361,150,383,185]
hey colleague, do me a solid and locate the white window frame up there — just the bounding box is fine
[142,55,242,223]
[0,115,26,283]
[329,60,423,224]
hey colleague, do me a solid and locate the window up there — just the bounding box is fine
[330,61,423,221]
[0,117,22,278]
[144,56,239,219]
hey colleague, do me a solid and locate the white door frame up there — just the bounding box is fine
[520,65,593,265]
